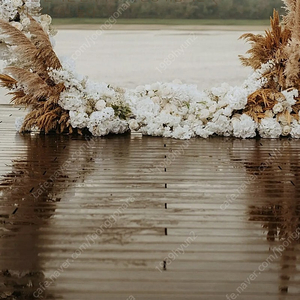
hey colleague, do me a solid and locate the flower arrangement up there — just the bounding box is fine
[1,0,300,139]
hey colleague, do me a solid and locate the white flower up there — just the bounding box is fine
[224,86,248,110]
[172,125,193,139]
[40,14,52,25]
[21,17,30,27]
[90,107,115,123]
[277,113,288,126]
[199,109,209,120]
[69,111,88,128]
[129,119,139,131]
[12,0,23,8]
[10,21,23,31]
[272,103,284,114]
[148,90,155,97]
[232,114,257,138]
[258,118,282,138]
[161,87,172,98]
[223,106,233,117]
[282,125,291,136]
[95,100,106,111]
[291,121,300,138]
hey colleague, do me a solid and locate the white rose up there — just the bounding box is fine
[272,103,284,114]
[12,0,23,8]
[148,90,155,97]
[162,87,172,98]
[129,119,139,131]
[278,114,288,126]
[223,106,232,117]
[21,17,30,27]
[40,14,52,25]
[10,22,23,31]
[95,100,106,111]
[282,125,291,136]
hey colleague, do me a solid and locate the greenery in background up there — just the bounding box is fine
[41,0,284,20]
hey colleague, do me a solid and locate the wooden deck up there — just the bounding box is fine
[0,104,300,300]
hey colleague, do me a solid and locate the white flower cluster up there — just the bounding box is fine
[0,0,54,52]
[0,0,41,22]
[14,54,300,139]
[124,62,271,139]
[49,58,130,136]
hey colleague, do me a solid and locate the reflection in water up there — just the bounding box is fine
[0,132,154,299]
[1,135,300,299]
[0,134,99,299]
[230,139,300,297]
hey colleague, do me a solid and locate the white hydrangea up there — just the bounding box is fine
[231,114,257,138]
[281,89,298,112]
[95,100,106,111]
[290,121,300,138]
[273,103,284,114]
[69,111,88,129]
[0,0,41,21]
[258,118,282,138]
[12,0,23,8]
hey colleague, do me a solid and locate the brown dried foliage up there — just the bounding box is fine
[239,10,291,90]
[244,89,284,122]
[241,2,300,120]
[0,16,72,134]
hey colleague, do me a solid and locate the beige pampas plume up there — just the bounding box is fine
[239,10,291,73]
[26,15,61,70]
[0,19,47,78]
[0,74,17,88]
[0,15,73,134]
[283,0,300,88]
[282,0,297,31]
[240,0,300,121]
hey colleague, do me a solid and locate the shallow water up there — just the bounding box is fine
[0,29,255,104]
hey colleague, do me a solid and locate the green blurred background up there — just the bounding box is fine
[40,0,284,25]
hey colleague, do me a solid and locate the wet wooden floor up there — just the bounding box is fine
[0,104,300,300]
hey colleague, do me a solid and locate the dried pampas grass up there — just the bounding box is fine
[239,10,291,89]
[0,15,72,134]
[241,0,300,121]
